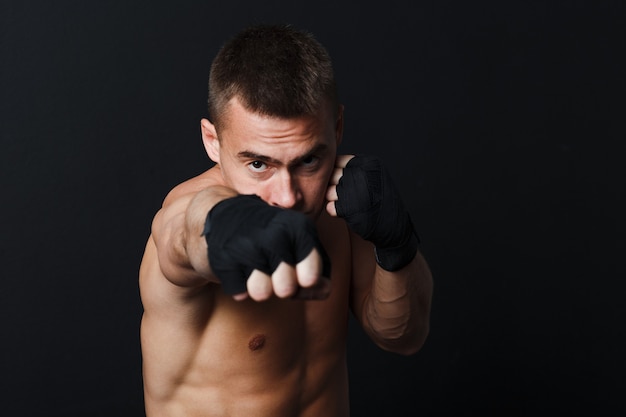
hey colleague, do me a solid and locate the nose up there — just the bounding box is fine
[269,170,301,209]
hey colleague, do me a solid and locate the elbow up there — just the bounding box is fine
[392,332,429,357]
[396,334,428,356]
[374,322,430,356]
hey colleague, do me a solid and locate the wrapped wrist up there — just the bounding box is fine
[374,229,420,272]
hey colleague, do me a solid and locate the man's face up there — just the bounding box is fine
[205,98,343,219]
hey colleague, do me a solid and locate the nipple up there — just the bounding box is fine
[248,334,266,351]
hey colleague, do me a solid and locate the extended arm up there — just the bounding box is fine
[151,183,330,300]
[151,185,237,287]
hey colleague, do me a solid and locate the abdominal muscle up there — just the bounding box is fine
[140,215,352,417]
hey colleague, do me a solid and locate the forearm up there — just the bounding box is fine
[362,251,433,355]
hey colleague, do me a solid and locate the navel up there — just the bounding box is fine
[248,334,266,351]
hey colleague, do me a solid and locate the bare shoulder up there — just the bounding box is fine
[161,166,223,208]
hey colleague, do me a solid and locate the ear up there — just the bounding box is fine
[201,118,220,163]
[335,105,344,146]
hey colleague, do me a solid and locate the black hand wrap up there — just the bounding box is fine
[335,155,420,271]
[203,194,331,295]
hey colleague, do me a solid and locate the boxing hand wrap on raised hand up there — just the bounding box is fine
[335,155,420,271]
[203,194,331,295]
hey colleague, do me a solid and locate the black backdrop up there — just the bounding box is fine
[1,1,624,416]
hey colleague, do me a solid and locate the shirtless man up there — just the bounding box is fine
[139,24,433,416]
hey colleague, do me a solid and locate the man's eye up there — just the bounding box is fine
[302,155,319,166]
[249,161,267,172]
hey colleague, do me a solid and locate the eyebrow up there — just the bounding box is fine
[237,143,329,167]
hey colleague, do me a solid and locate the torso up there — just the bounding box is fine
[139,168,353,417]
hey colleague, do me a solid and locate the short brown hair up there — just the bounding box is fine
[208,24,338,130]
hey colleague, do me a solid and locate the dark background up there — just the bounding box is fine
[1,1,624,416]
